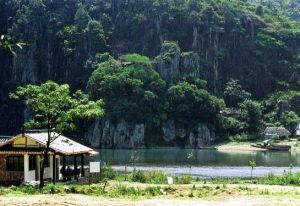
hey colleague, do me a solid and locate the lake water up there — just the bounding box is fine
[87,148,300,178]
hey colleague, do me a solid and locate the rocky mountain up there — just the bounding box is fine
[0,0,300,148]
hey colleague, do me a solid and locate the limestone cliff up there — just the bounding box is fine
[85,119,215,149]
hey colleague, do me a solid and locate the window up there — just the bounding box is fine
[6,156,24,171]
[29,155,36,171]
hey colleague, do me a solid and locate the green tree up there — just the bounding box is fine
[281,111,300,135]
[88,53,166,124]
[74,3,91,30]
[224,79,251,107]
[10,81,104,188]
[249,159,256,179]
[239,99,263,133]
[167,80,224,125]
[84,20,107,53]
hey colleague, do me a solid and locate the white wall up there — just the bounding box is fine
[24,154,35,182]
[44,155,53,179]
[24,154,56,182]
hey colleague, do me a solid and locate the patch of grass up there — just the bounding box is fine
[42,184,64,194]
[101,163,117,180]
[131,168,146,183]
[209,171,300,186]
[174,175,193,184]
[130,169,167,184]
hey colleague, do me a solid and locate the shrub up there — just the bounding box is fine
[19,184,39,194]
[131,168,146,183]
[113,183,142,197]
[144,170,167,184]
[101,163,117,180]
[229,133,253,142]
[144,186,162,196]
[42,184,64,194]
[175,175,193,184]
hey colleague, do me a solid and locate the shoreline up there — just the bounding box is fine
[95,141,299,153]
[216,143,268,152]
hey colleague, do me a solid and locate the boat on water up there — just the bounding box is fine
[251,142,291,152]
[266,144,291,152]
[250,143,266,149]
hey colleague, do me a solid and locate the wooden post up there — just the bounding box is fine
[125,166,127,181]
[74,155,77,170]
[52,154,56,184]
[62,155,66,182]
[74,155,78,181]
[81,154,84,177]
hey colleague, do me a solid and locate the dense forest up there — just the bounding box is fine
[0,0,299,148]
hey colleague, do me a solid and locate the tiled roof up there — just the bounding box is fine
[24,132,96,155]
[0,148,46,155]
[264,127,291,137]
[0,133,97,156]
[0,138,12,146]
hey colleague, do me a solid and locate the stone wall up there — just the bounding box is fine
[0,155,24,184]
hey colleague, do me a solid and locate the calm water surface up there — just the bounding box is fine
[86,148,300,178]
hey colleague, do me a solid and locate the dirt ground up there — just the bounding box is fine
[1,183,300,206]
[0,194,300,206]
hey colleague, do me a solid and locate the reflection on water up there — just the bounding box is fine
[84,148,300,178]
[112,165,300,178]
[89,148,300,167]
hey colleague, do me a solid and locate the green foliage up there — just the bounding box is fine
[74,3,91,30]
[10,81,104,187]
[10,81,104,134]
[130,169,167,184]
[131,168,146,183]
[42,184,64,194]
[174,175,193,184]
[1,0,300,144]
[222,117,245,134]
[224,79,251,107]
[280,111,300,133]
[167,80,224,125]
[159,41,181,62]
[229,133,255,142]
[239,99,263,133]
[88,53,166,124]
[249,159,256,178]
[263,90,300,129]
[101,163,117,180]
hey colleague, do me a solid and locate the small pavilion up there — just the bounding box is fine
[0,131,97,184]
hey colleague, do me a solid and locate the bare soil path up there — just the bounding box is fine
[0,194,300,206]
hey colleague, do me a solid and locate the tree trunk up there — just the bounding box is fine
[40,148,49,188]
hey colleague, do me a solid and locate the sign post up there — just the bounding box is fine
[89,162,101,184]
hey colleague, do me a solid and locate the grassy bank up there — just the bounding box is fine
[2,167,300,199]
[1,180,300,199]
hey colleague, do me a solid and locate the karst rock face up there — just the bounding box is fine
[85,120,145,149]
[1,1,299,145]
[85,119,215,149]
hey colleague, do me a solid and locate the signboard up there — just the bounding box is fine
[89,162,100,173]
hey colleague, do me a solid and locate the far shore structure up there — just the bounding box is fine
[264,127,291,140]
[0,132,97,184]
